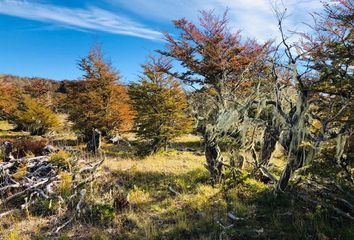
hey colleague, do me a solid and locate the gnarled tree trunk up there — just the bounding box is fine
[204,136,223,183]
[277,90,309,191]
[261,124,280,165]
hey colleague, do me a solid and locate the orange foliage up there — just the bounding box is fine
[0,80,20,118]
[109,84,134,132]
[66,46,134,139]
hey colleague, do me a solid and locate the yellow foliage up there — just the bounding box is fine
[12,165,27,181]
[243,178,267,193]
[49,150,71,169]
[14,96,60,135]
[299,140,315,150]
[310,119,322,134]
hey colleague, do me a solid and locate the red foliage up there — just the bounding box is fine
[24,78,52,98]
[0,138,47,158]
[159,10,271,90]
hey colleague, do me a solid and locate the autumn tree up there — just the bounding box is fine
[66,46,133,142]
[158,11,270,181]
[0,80,20,119]
[13,96,60,135]
[128,58,193,152]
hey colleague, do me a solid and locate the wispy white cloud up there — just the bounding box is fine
[0,0,162,40]
[107,0,323,42]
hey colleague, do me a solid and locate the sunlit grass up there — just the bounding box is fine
[0,120,14,131]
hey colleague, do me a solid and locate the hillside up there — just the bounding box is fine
[0,74,62,92]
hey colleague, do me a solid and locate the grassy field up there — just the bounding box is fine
[0,128,353,240]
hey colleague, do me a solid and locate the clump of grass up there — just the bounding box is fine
[58,171,72,197]
[128,186,152,207]
[30,199,60,216]
[49,150,71,170]
[125,212,158,240]
[180,184,219,211]
[173,211,189,234]
[174,178,189,193]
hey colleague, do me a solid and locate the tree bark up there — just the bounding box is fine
[261,125,280,165]
[164,137,168,151]
[277,90,308,191]
[204,140,223,183]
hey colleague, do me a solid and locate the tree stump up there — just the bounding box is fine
[86,129,102,153]
[2,141,14,162]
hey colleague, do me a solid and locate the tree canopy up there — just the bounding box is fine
[129,58,193,152]
[66,47,134,141]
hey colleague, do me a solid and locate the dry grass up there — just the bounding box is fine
[0,215,49,240]
[103,151,204,175]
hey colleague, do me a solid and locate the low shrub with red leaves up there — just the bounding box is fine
[0,138,47,158]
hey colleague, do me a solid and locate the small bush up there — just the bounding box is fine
[243,178,267,193]
[14,96,60,135]
[50,150,71,170]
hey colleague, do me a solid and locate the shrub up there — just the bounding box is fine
[14,96,60,135]
[0,80,20,120]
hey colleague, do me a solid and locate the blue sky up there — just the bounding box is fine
[0,0,322,83]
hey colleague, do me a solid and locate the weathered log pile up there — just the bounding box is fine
[0,152,106,232]
[0,156,58,208]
